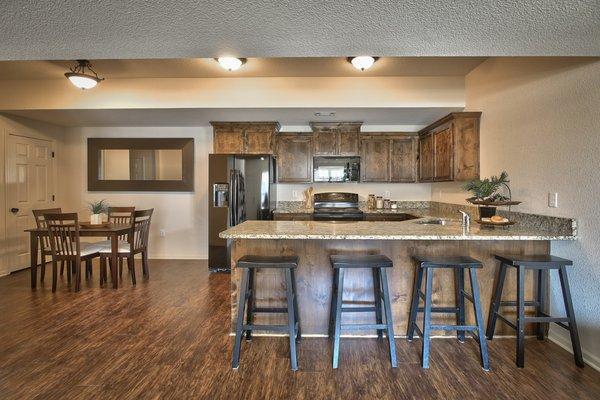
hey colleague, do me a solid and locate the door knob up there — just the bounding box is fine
[10,208,19,213]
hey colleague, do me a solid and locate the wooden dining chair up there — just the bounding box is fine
[99,209,153,286]
[97,207,135,276]
[44,213,102,292]
[32,208,66,282]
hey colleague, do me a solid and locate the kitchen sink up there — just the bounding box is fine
[414,218,450,225]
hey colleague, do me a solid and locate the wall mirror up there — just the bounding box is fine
[88,138,194,191]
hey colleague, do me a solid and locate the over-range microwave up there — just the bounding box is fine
[313,157,360,183]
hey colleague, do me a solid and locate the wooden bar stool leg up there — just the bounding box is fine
[232,269,250,369]
[245,269,254,341]
[332,268,345,369]
[291,269,301,341]
[455,268,466,343]
[407,265,424,341]
[486,262,507,340]
[536,269,546,340]
[372,268,383,339]
[468,267,490,371]
[285,269,298,371]
[558,266,584,368]
[380,268,397,368]
[329,268,339,338]
[516,265,526,368]
[421,267,433,369]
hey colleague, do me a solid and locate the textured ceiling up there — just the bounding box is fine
[3,108,462,128]
[0,57,486,79]
[1,1,599,61]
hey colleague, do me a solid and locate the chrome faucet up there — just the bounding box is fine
[459,210,471,229]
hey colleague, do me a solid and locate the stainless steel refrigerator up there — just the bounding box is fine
[208,154,276,272]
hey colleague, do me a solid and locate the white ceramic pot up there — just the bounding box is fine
[90,213,102,225]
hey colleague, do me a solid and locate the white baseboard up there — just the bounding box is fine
[148,254,207,260]
[548,330,600,372]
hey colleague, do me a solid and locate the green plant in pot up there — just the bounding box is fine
[88,199,109,225]
[463,171,511,219]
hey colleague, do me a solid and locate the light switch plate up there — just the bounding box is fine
[548,192,559,208]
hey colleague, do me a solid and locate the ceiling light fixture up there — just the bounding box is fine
[216,57,247,71]
[348,56,379,71]
[64,60,104,89]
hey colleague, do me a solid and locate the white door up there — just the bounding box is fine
[6,134,55,272]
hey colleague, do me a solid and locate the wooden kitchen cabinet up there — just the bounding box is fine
[390,136,418,182]
[360,136,390,182]
[275,133,313,183]
[418,112,481,182]
[211,122,280,154]
[273,213,312,221]
[310,122,361,156]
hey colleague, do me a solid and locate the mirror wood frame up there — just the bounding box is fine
[87,138,194,191]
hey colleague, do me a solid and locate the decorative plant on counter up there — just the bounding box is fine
[463,171,510,203]
[463,171,520,219]
[88,199,109,225]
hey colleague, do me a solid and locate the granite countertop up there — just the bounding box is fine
[220,218,576,241]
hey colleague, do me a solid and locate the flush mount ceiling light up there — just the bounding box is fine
[348,56,379,71]
[216,57,247,71]
[64,60,104,89]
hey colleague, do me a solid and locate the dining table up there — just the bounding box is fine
[25,223,132,289]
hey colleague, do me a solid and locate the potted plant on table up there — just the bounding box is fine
[88,199,109,225]
[463,171,518,219]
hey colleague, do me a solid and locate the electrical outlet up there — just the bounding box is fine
[292,190,299,199]
[384,190,391,198]
[159,229,166,237]
[548,193,559,208]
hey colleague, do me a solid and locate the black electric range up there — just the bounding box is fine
[312,192,364,221]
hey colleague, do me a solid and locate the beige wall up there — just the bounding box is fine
[431,58,600,369]
[60,126,212,260]
[0,114,64,275]
[0,76,464,110]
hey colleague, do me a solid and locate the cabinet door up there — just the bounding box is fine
[245,128,273,154]
[276,135,313,183]
[360,137,390,182]
[390,137,417,182]
[273,213,312,221]
[313,130,337,155]
[419,134,434,181]
[338,130,359,156]
[213,129,244,154]
[434,127,453,181]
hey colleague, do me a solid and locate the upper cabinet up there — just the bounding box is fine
[361,134,418,183]
[275,133,313,183]
[310,122,361,156]
[360,135,390,182]
[418,112,481,182]
[211,122,280,154]
[390,136,418,182]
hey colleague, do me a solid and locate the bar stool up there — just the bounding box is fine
[329,254,397,368]
[487,254,584,368]
[407,256,489,370]
[231,255,301,371]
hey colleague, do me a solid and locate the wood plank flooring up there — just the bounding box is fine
[0,259,599,400]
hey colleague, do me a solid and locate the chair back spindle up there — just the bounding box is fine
[132,209,153,252]
[107,207,135,241]
[44,213,81,259]
[33,208,62,251]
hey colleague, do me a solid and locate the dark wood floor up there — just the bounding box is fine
[1,259,599,400]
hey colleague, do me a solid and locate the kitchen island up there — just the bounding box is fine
[220,217,576,336]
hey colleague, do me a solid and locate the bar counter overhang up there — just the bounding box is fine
[220,219,575,336]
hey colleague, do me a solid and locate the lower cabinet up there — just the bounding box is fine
[273,213,312,221]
